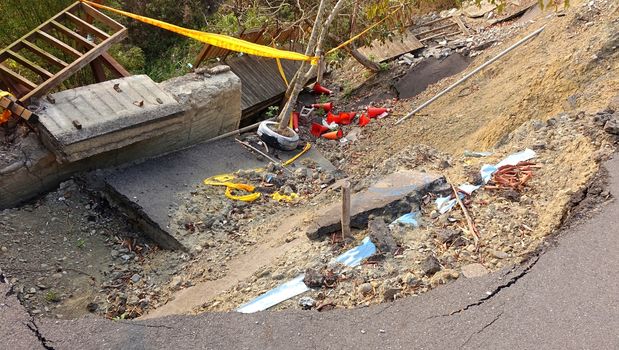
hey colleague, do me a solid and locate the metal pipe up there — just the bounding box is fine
[395,26,545,125]
[204,117,276,144]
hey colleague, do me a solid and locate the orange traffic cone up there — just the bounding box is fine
[367,107,390,118]
[312,82,332,95]
[326,111,340,124]
[358,113,370,127]
[311,102,333,111]
[292,112,299,131]
[310,122,330,137]
[338,112,355,125]
[322,129,343,140]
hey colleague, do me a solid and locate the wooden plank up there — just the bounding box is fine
[0,64,37,90]
[50,20,96,50]
[78,2,124,31]
[100,52,130,77]
[33,30,83,59]
[6,50,53,79]
[21,29,128,102]
[358,31,424,62]
[416,22,458,39]
[20,40,69,68]
[64,12,110,40]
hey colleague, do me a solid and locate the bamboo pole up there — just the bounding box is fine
[395,26,545,125]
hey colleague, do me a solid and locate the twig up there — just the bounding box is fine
[234,139,293,174]
[447,177,480,250]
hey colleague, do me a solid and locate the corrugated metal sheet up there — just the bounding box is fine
[225,55,303,118]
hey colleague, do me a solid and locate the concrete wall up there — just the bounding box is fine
[0,68,241,209]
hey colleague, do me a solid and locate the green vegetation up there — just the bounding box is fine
[0,0,481,86]
[45,290,60,303]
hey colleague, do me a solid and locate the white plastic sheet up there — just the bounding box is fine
[237,237,377,313]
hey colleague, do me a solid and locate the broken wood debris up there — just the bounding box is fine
[486,162,541,191]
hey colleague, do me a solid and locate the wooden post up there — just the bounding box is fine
[341,180,351,238]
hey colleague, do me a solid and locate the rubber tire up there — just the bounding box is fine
[257,121,300,151]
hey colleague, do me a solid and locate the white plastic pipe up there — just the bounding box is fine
[395,26,545,125]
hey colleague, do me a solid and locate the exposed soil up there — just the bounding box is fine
[1,0,618,320]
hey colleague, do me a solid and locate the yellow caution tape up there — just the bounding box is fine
[204,175,261,202]
[272,191,299,202]
[326,6,402,55]
[81,0,318,64]
[283,142,311,166]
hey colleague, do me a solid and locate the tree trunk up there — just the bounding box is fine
[277,0,346,131]
[328,33,381,73]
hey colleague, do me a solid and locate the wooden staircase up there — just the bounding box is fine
[0,1,129,103]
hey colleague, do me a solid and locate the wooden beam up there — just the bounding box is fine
[78,2,124,32]
[33,30,83,59]
[0,64,37,90]
[20,40,69,69]
[90,58,107,82]
[64,12,110,40]
[416,22,458,39]
[6,50,53,79]
[194,44,214,68]
[50,20,96,50]
[21,29,127,102]
[100,52,130,77]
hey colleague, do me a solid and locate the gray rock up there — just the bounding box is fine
[604,119,619,135]
[298,296,316,310]
[421,256,441,276]
[405,273,420,287]
[491,250,509,259]
[130,274,141,283]
[437,229,460,244]
[303,268,324,288]
[368,218,398,253]
[358,283,373,295]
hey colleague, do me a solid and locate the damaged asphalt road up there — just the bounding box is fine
[2,157,619,349]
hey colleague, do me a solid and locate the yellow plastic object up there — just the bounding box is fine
[0,90,12,98]
[81,1,318,64]
[283,142,311,166]
[272,192,299,202]
[225,185,261,202]
[204,174,260,202]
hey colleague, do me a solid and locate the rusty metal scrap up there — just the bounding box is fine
[486,161,541,191]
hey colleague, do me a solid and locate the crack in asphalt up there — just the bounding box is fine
[461,308,504,348]
[26,318,55,350]
[427,254,541,319]
[117,321,175,329]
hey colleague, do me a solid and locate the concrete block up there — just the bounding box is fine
[305,171,445,240]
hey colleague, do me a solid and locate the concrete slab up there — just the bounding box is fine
[35,75,184,162]
[103,138,336,250]
[306,170,445,239]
